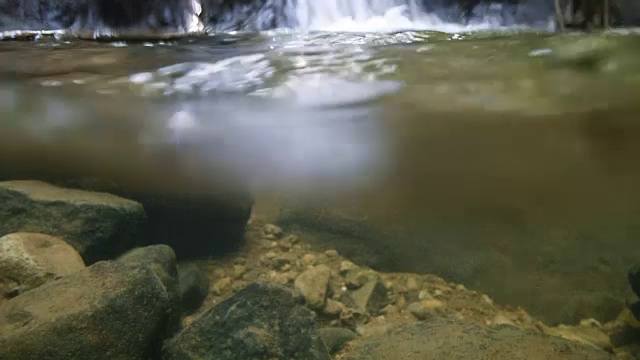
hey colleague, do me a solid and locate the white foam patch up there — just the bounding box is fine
[289,0,536,33]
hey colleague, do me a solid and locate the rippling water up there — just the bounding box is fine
[3,17,640,324]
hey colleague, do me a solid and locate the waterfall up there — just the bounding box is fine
[289,0,437,31]
[278,0,556,33]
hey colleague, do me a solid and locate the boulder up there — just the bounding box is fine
[0,0,203,36]
[163,283,330,360]
[0,245,179,360]
[0,180,146,264]
[0,232,85,299]
[53,179,253,260]
[342,317,616,360]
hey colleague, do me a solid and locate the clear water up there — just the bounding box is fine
[2,1,640,326]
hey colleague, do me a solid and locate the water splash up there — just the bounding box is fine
[286,0,553,33]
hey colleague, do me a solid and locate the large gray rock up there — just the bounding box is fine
[0,245,179,360]
[54,179,253,260]
[0,232,85,299]
[0,180,146,264]
[0,0,203,35]
[163,283,330,360]
[342,318,616,360]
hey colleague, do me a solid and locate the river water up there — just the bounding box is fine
[2,1,640,325]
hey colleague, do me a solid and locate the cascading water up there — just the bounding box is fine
[286,0,555,32]
[290,0,431,32]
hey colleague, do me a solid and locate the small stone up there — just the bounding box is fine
[324,249,339,257]
[381,304,399,315]
[422,299,445,310]
[491,314,516,327]
[232,265,247,279]
[345,270,379,290]
[282,234,299,244]
[324,299,346,316]
[340,308,368,329]
[294,265,332,310]
[406,277,420,291]
[356,317,390,338]
[269,272,290,285]
[302,254,317,266]
[481,294,494,305]
[433,289,443,297]
[280,264,292,272]
[263,224,283,238]
[340,261,358,274]
[408,302,428,320]
[212,277,232,295]
[456,284,466,291]
[319,327,357,354]
[396,295,407,308]
[278,241,292,252]
[178,263,209,315]
[418,289,432,300]
[351,280,388,315]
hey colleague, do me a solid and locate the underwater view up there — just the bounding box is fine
[2,0,640,359]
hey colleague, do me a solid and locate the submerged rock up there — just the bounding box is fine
[163,283,330,360]
[318,327,358,354]
[55,179,253,260]
[342,317,616,360]
[0,245,179,360]
[0,181,146,264]
[0,232,85,299]
[294,264,332,311]
[178,262,210,315]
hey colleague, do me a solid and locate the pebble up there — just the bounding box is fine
[406,277,420,291]
[340,261,358,274]
[319,327,358,354]
[351,280,389,314]
[481,294,494,305]
[212,277,232,295]
[324,299,346,316]
[381,304,399,315]
[408,299,445,321]
[356,317,390,338]
[282,234,299,244]
[263,224,283,237]
[232,265,246,279]
[302,253,316,266]
[212,268,226,278]
[418,289,432,300]
[325,249,339,257]
[491,314,516,327]
[294,264,332,310]
[408,302,429,320]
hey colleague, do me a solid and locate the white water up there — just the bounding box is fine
[288,0,553,33]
